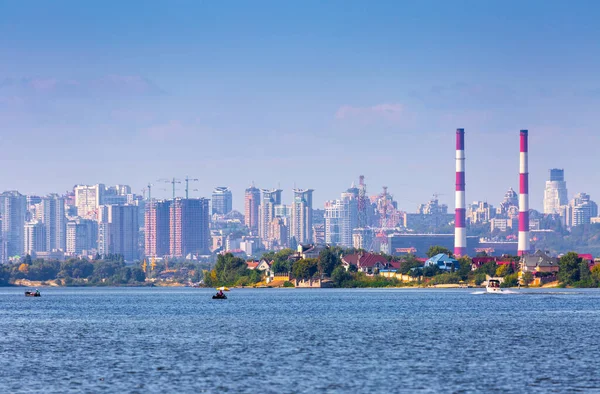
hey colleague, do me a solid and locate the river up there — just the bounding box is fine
[1,287,599,393]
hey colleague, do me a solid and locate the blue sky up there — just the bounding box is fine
[1,0,599,211]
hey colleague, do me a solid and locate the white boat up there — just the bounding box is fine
[486,279,502,293]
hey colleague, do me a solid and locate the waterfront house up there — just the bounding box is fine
[520,250,559,273]
[297,244,327,259]
[341,252,390,274]
[424,254,459,272]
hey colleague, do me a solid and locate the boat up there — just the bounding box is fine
[486,279,502,293]
[212,294,227,300]
[25,291,41,297]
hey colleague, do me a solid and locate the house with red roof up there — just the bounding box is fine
[341,252,390,275]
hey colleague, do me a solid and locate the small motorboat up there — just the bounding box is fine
[486,279,502,293]
[212,294,227,300]
[25,291,41,297]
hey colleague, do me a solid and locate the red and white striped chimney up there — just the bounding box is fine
[518,129,530,256]
[454,128,467,257]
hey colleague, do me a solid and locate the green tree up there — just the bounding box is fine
[456,256,472,280]
[426,246,453,258]
[130,267,146,283]
[270,249,295,273]
[214,253,251,286]
[292,258,318,280]
[577,260,592,287]
[521,271,534,286]
[24,254,33,266]
[591,264,600,284]
[318,247,341,276]
[496,264,510,277]
[399,255,422,274]
[558,252,582,286]
[503,273,519,287]
[331,266,353,287]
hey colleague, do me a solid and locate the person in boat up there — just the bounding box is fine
[35,289,40,296]
[218,290,224,297]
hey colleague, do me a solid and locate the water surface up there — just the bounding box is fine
[1,287,599,393]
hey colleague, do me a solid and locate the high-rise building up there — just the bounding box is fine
[170,198,210,257]
[66,219,97,255]
[24,221,46,256]
[543,169,568,215]
[291,189,313,244]
[144,200,171,258]
[212,187,233,215]
[269,217,289,248]
[565,193,598,227]
[74,184,105,218]
[259,189,282,243]
[0,191,26,257]
[41,194,66,252]
[98,204,139,261]
[324,192,358,248]
[244,185,261,235]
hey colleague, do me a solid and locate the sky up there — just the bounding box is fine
[1,0,599,212]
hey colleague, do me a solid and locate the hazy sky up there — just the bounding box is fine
[1,0,599,211]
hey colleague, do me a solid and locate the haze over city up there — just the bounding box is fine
[2,1,600,212]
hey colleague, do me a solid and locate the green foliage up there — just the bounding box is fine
[521,271,534,286]
[456,256,472,280]
[503,273,519,287]
[331,266,353,287]
[473,273,487,286]
[210,253,258,286]
[423,264,441,277]
[495,264,511,277]
[426,246,453,258]
[269,249,295,273]
[399,255,422,274]
[475,261,498,277]
[318,247,342,276]
[283,281,294,287]
[292,258,319,280]
[558,252,582,286]
[430,273,461,285]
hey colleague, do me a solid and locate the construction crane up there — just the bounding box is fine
[184,176,199,199]
[157,178,181,200]
[146,183,154,201]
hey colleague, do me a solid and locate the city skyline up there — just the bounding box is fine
[2,2,600,211]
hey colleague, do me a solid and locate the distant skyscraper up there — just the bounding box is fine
[41,194,66,252]
[543,169,568,214]
[291,189,313,244]
[259,189,282,243]
[66,218,97,255]
[0,191,26,257]
[98,204,139,261]
[145,200,171,258]
[244,185,260,235]
[74,184,105,218]
[170,198,210,257]
[24,221,46,256]
[565,193,598,227]
[269,217,289,248]
[212,187,233,215]
[324,192,358,248]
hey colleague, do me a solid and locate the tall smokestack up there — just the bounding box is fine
[454,128,467,257]
[518,129,530,256]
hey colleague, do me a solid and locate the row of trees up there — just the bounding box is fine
[0,255,147,286]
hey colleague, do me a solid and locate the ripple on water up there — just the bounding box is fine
[0,287,599,393]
